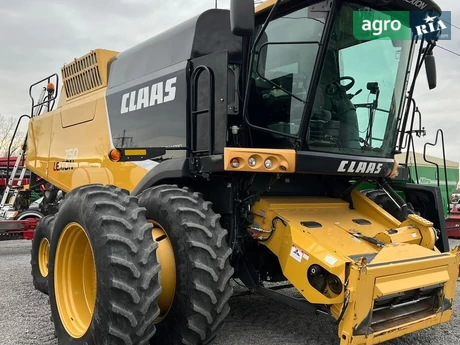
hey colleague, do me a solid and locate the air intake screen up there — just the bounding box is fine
[61,49,118,100]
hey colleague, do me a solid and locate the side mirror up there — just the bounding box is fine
[230,0,254,37]
[425,50,437,90]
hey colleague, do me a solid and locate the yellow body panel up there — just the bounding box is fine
[26,88,151,193]
[250,191,460,345]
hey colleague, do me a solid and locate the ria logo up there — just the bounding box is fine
[337,160,383,174]
[120,77,177,114]
[415,14,447,37]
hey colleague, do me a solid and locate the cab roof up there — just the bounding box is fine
[255,0,441,15]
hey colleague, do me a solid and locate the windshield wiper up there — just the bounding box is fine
[354,104,390,114]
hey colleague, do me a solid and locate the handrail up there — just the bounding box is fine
[190,65,215,156]
[423,129,450,216]
[29,73,59,117]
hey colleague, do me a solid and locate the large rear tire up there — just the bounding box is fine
[138,184,234,345]
[30,214,54,294]
[48,184,161,345]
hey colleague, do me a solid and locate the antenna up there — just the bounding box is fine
[215,0,217,8]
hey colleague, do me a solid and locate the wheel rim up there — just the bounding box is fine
[38,238,50,277]
[149,220,176,322]
[54,222,96,338]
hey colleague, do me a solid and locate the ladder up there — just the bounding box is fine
[0,84,55,210]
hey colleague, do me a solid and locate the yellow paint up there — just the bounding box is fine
[54,222,96,338]
[374,266,449,298]
[25,87,151,193]
[224,147,296,173]
[350,189,400,229]
[255,0,278,13]
[149,220,176,322]
[250,192,460,345]
[38,237,50,277]
[125,149,147,156]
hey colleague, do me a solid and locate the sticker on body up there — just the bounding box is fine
[290,245,303,263]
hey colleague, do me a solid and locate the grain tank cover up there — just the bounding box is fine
[107,9,243,90]
[105,9,242,153]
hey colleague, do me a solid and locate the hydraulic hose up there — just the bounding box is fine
[379,178,409,220]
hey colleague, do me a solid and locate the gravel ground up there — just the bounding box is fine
[0,239,459,345]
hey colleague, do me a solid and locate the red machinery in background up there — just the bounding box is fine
[0,156,40,241]
[446,203,460,239]
[0,219,38,241]
[0,156,30,192]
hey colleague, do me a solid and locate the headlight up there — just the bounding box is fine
[264,159,273,169]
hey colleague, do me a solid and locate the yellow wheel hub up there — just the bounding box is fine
[38,238,50,277]
[54,222,96,338]
[149,220,176,322]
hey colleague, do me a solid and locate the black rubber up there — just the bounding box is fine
[137,184,234,345]
[48,184,161,345]
[365,189,416,221]
[16,210,44,220]
[30,214,54,295]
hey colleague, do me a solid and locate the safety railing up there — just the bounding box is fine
[423,129,450,216]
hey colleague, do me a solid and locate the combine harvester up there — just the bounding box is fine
[4,0,460,344]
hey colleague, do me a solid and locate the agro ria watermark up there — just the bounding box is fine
[353,10,452,41]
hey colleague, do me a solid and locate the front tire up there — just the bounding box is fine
[30,215,54,294]
[138,184,234,345]
[48,184,161,345]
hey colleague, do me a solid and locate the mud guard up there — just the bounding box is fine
[131,158,190,195]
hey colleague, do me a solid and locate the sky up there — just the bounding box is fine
[0,0,459,163]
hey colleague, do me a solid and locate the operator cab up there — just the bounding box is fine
[247,2,415,160]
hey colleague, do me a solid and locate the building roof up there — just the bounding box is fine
[396,152,459,169]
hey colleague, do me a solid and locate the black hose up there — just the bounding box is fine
[380,179,408,220]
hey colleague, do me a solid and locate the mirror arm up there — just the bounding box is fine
[397,38,434,150]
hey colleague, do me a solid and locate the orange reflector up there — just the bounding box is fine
[109,149,122,162]
[47,83,55,93]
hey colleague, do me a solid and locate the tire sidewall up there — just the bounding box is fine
[143,195,191,343]
[139,185,233,345]
[31,215,53,294]
[48,195,109,345]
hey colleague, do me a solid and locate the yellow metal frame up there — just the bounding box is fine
[250,191,460,345]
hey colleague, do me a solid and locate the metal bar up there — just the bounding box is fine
[423,129,449,214]
[255,286,324,314]
[190,65,215,155]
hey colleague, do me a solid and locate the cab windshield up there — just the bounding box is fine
[249,2,414,158]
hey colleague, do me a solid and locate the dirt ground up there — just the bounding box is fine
[0,240,459,345]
